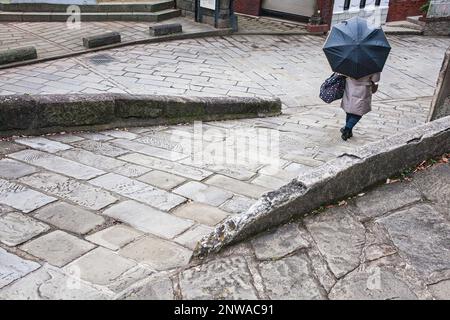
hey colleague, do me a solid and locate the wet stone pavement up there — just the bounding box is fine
[1,161,448,299]
[0,34,449,299]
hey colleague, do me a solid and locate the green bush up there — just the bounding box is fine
[420,0,430,14]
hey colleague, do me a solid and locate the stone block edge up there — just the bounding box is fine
[0,93,282,137]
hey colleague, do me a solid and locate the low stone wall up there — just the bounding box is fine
[0,94,281,137]
[429,47,450,121]
[193,115,450,257]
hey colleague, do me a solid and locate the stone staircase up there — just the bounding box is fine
[0,0,180,22]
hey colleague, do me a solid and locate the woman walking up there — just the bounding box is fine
[322,16,391,141]
[340,72,381,141]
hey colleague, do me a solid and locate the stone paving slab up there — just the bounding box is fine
[86,225,143,251]
[34,201,105,235]
[0,212,50,246]
[102,200,193,239]
[18,172,118,210]
[0,264,112,300]
[0,178,57,213]
[0,247,41,288]
[21,230,96,267]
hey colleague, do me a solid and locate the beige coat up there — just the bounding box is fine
[341,72,381,116]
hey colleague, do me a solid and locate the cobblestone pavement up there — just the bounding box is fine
[236,15,307,33]
[0,34,449,299]
[0,17,215,61]
[1,161,448,299]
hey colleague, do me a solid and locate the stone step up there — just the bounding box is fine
[0,8,181,22]
[0,1,174,13]
[385,20,424,31]
[407,15,427,27]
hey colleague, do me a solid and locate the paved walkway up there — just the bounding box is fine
[1,160,448,299]
[0,34,449,299]
[0,17,216,61]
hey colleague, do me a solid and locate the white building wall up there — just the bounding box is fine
[331,0,389,27]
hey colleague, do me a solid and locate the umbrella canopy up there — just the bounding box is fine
[323,17,391,79]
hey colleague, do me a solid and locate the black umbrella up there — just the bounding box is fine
[323,17,391,79]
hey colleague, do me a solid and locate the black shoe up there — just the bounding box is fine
[341,128,352,141]
[340,127,353,138]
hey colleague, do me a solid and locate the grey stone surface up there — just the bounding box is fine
[119,235,192,271]
[180,256,258,300]
[412,163,450,213]
[259,253,325,300]
[173,181,233,206]
[219,195,256,214]
[0,264,111,300]
[100,130,138,140]
[120,153,212,181]
[49,134,84,143]
[206,174,270,199]
[362,221,398,262]
[0,178,56,213]
[251,174,289,190]
[351,182,422,221]
[0,247,40,289]
[112,163,151,178]
[251,223,309,260]
[0,203,13,214]
[137,170,186,190]
[173,202,229,226]
[174,225,214,250]
[34,202,105,235]
[0,158,38,179]
[85,225,143,251]
[0,141,26,156]
[115,275,174,300]
[429,280,450,300]
[103,200,193,238]
[60,148,124,171]
[307,244,337,292]
[19,172,117,210]
[10,149,105,180]
[305,207,366,278]
[378,204,450,284]
[329,266,418,300]
[64,247,147,291]
[83,32,121,49]
[0,212,49,246]
[21,231,95,267]
[14,137,71,153]
[73,140,128,157]
[112,139,187,162]
[89,173,185,211]
[76,132,114,141]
